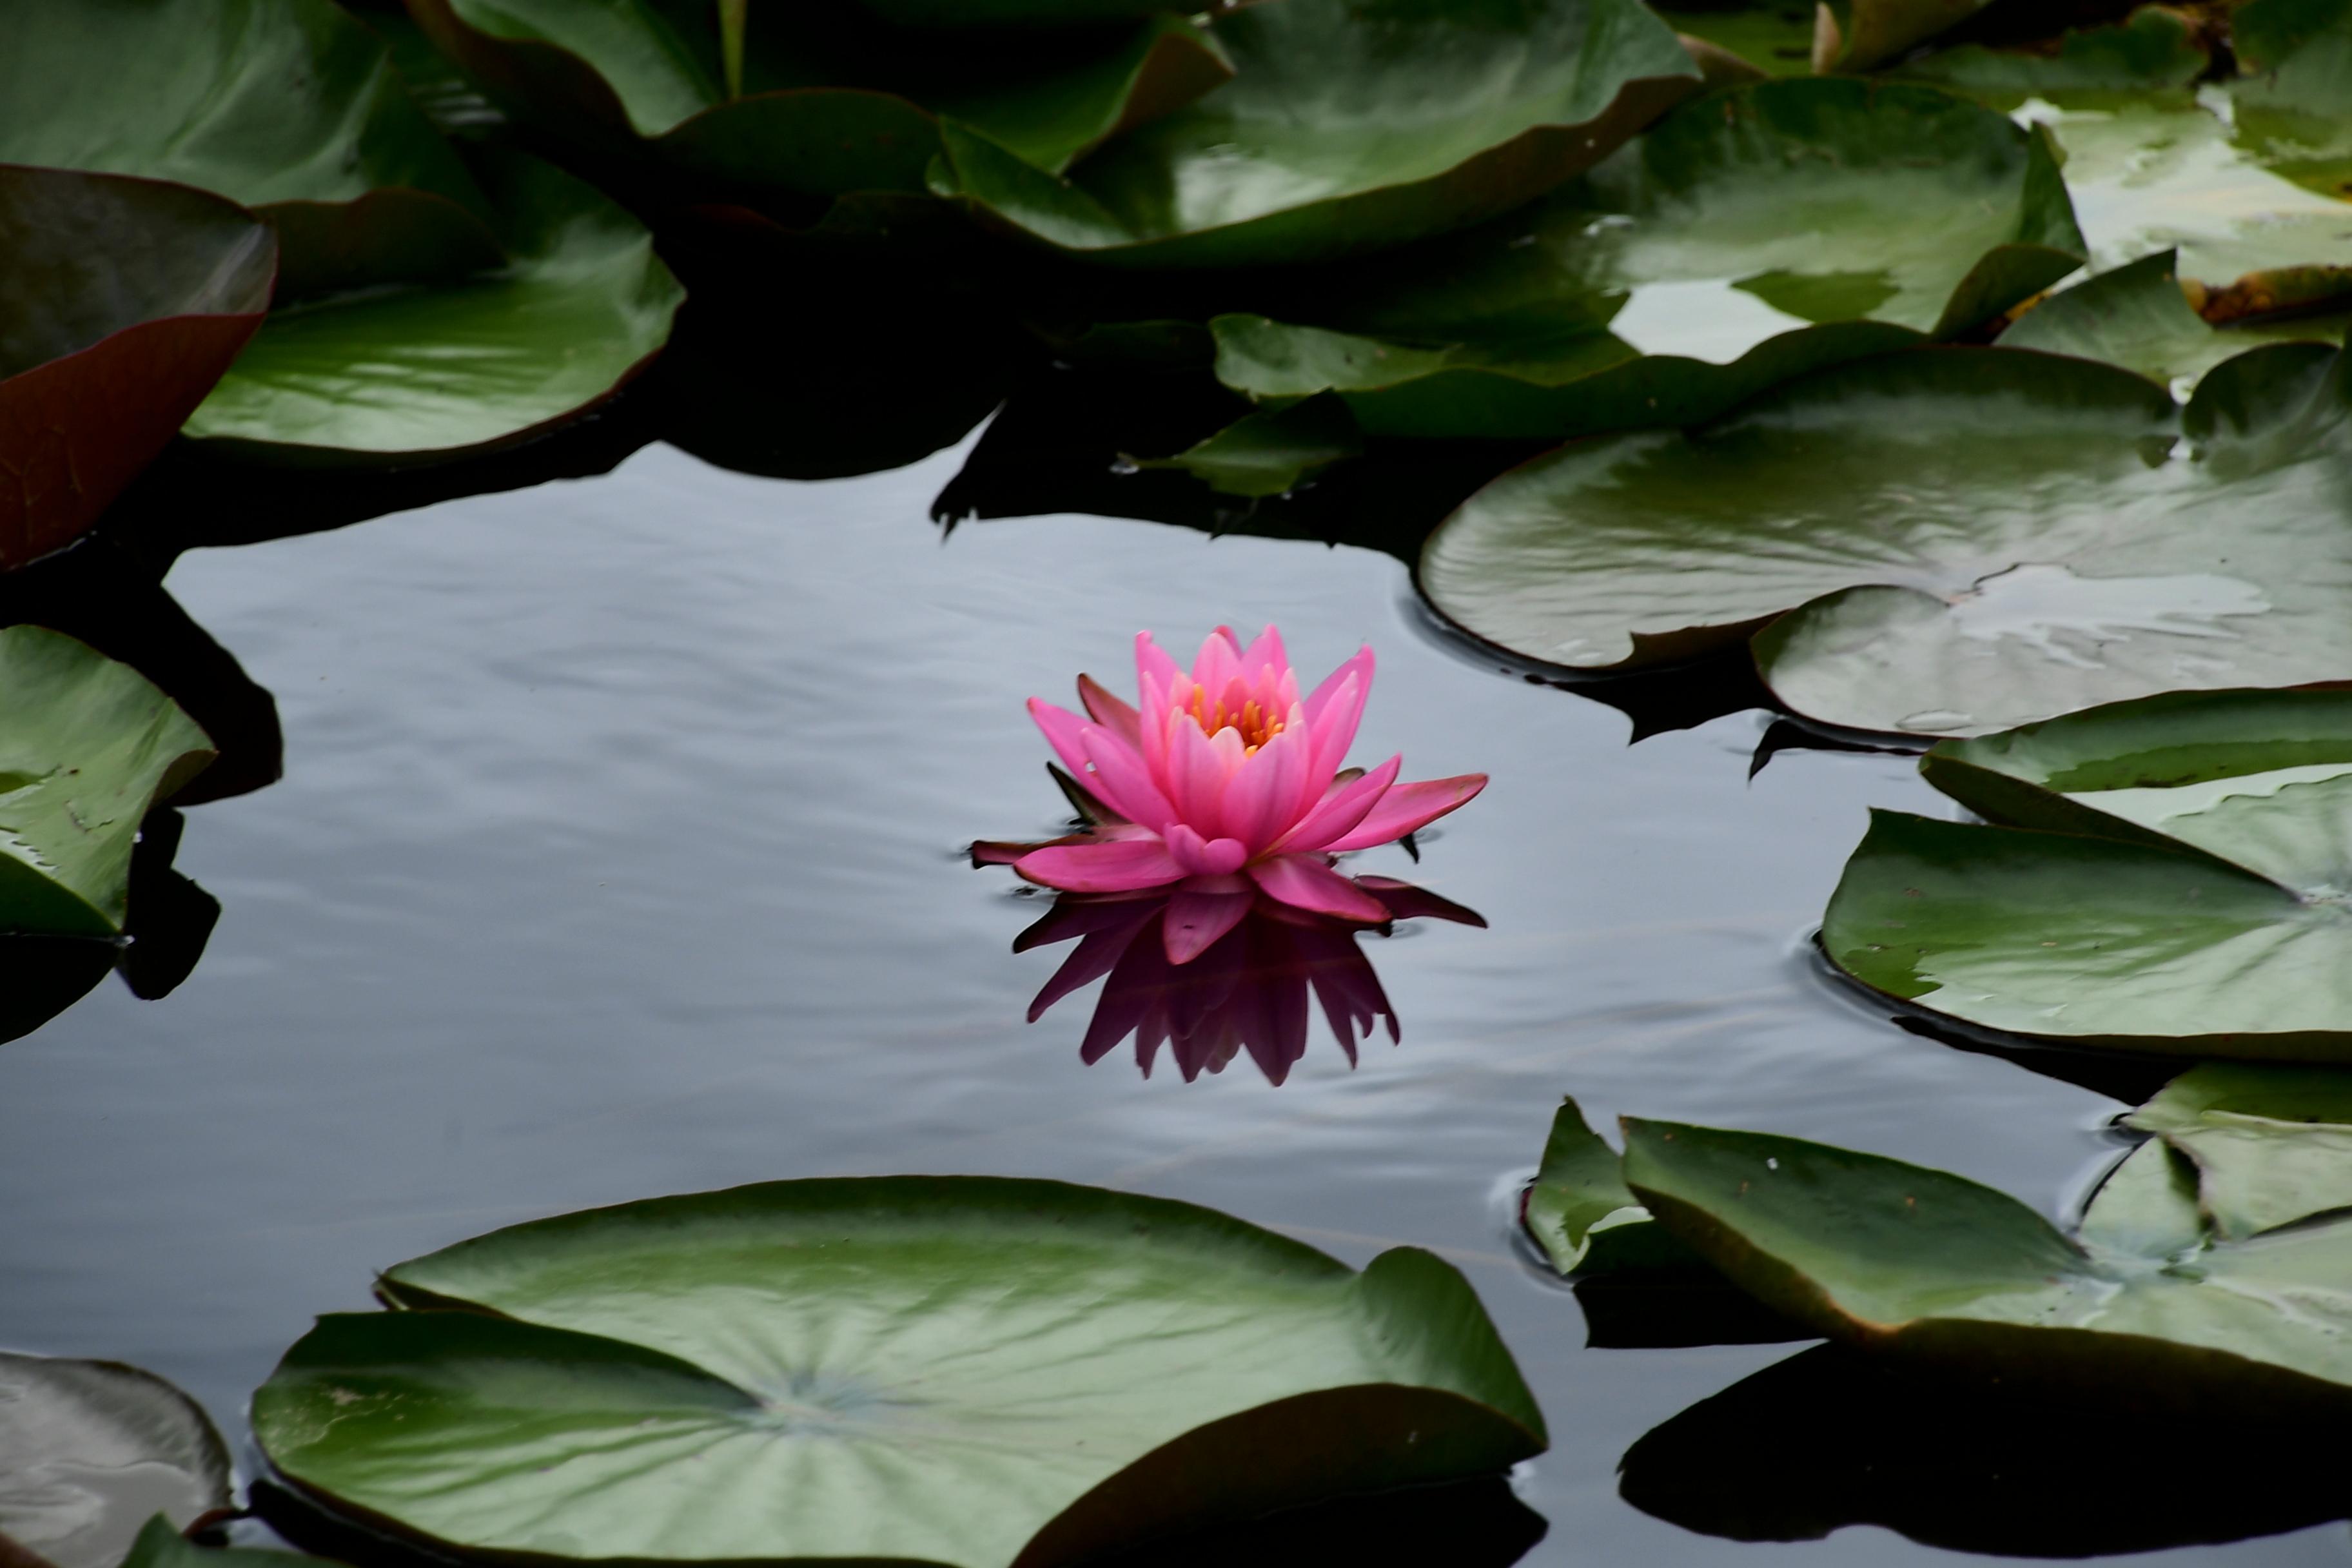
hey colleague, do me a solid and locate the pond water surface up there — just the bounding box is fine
[3,426,2346,1564]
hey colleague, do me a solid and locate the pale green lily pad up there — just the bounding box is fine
[1998,248,2352,393]
[0,0,501,295]
[184,150,683,458]
[0,626,211,938]
[1817,0,1995,71]
[1823,688,2352,1056]
[1208,77,2081,438]
[934,0,1700,268]
[1656,5,1816,78]
[1421,338,2352,738]
[1524,1098,1689,1275]
[1890,5,2209,94]
[1620,1113,2352,1412]
[2130,1064,2352,1238]
[0,1357,231,1568]
[407,0,1231,204]
[255,1177,1545,1568]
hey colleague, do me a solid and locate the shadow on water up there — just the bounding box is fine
[1621,1343,2352,1556]
[249,1472,1546,1568]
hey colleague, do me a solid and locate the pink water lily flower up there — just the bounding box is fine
[983,627,1484,959]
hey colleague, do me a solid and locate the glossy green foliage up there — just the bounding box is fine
[1655,5,1816,77]
[1421,338,2352,736]
[2131,1064,2352,1238]
[184,150,683,458]
[1208,78,2082,437]
[1816,0,1994,70]
[0,1357,230,1568]
[116,1519,304,1568]
[1999,249,2352,393]
[0,627,211,937]
[0,0,501,295]
[1824,688,2352,1055]
[2234,0,2352,203]
[0,166,273,565]
[407,0,1233,210]
[1618,1109,2352,1412]
[1892,5,2208,93]
[935,0,1701,267]
[1524,1097,1682,1275]
[256,1177,1546,1567]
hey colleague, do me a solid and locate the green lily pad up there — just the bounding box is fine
[182,148,683,459]
[0,1357,231,1568]
[1620,1112,2352,1413]
[0,0,501,296]
[2234,0,2352,204]
[1998,248,2352,393]
[2130,1063,2352,1237]
[1206,78,2083,438]
[0,625,212,938]
[1422,337,2352,737]
[1,165,273,565]
[406,0,1233,218]
[255,1176,1545,1568]
[1822,687,2352,1055]
[1524,1097,1682,1275]
[1889,5,2210,93]
[934,0,1701,268]
[1128,392,1364,498]
[116,1518,312,1568]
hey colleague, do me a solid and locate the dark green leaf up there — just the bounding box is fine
[1997,248,2351,392]
[0,0,501,295]
[257,1177,1545,1567]
[935,0,1701,268]
[1208,78,2082,437]
[182,150,683,460]
[2130,1064,2352,1236]
[1130,393,1364,497]
[1889,5,2208,93]
[0,626,212,937]
[0,166,273,564]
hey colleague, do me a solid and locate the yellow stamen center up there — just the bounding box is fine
[1183,684,1284,754]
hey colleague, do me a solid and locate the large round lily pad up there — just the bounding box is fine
[1618,1111,2352,1413]
[1421,337,2352,738]
[1208,77,2083,438]
[255,1177,1545,1568]
[0,1356,231,1568]
[1,165,273,565]
[934,0,1701,268]
[0,0,501,295]
[183,149,682,459]
[0,625,212,937]
[1824,687,2352,1057]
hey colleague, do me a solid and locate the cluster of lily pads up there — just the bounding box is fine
[10,0,2352,1561]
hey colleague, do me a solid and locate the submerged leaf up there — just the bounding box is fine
[1129,393,1364,498]
[257,1177,1546,1567]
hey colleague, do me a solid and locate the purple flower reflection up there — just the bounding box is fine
[1012,879,1485,1085]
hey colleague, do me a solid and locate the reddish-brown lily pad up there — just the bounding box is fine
[0,165,273,567]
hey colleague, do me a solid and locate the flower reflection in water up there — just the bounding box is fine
[1008,880,1485,1085]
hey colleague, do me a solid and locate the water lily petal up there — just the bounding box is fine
[1162,887,1253,965]
[1356,875,1489,927]
[1028,925,1144,1021]
[1192,627,1242,697]
[1166,717,1233,839]
[1017,837,1187,893]
[1166,822,1250,877]
[1304,646,1373,725]
[1306,669,1367,783]
[1077,674,1141,749]
[1081,724,1177,833]
[1322,774,1489,853]
[1135,631,1182,699]
[1271,753,1402,854]
[1237,623,1288,685]
[1247,854,1391,923]
[1222,723,1311,856]
[1027,698,1094,779]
